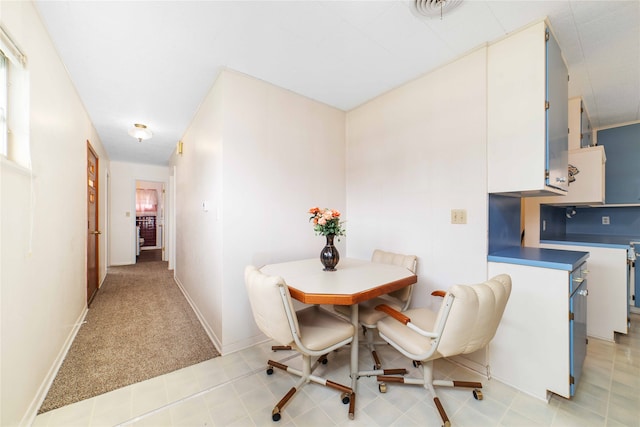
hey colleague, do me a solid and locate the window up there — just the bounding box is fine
[0,24,29,168]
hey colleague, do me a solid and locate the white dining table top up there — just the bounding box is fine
[260,258,417,305]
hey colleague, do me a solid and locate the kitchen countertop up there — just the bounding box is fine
[488,246,589,271]
[540,233,640,249]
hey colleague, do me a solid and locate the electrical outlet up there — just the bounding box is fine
[602,216,610,225]
[451,209,467,224]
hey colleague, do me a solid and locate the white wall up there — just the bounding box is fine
[0,2,109,425]
[109,162,169,265]
[172,69,346,354]
[346,48,489,307]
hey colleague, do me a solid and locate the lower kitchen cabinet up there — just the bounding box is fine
[540,243,628,341]
[488,259,588,401]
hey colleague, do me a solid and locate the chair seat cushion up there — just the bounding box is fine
[334,296,403,327]
[377,307,441,359]
[297,306,355,351]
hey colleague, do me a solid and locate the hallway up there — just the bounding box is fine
[37,258,218,415]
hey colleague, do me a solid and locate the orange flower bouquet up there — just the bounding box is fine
[308,207,345,238]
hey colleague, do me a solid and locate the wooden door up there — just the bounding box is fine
[87,142,100,305]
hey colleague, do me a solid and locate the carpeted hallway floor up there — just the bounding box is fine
[38,259,219,413]
[137,248,163,263]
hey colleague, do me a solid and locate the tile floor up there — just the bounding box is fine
[33,314,640,427]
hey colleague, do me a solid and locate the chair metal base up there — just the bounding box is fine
[271,345,292,351]
[266,354,355,422]
[376,360,483,426]
[358,325,407,377]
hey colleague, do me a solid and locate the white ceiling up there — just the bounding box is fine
[34,0,640,166]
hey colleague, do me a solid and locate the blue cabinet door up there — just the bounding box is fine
[598,123,640,204]
[570,271,587,396]
[635,258,640,308]
[546,28,569,192]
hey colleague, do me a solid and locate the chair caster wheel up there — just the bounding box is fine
[473,389,483,400]
[412,360,421,368]
[379,383,387,393]
[341,392,350,404]
[272,410,281,422]
[321,357,328,365]
[266,367,274,375]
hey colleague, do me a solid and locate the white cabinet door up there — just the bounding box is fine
[533,146,606,206]
[565,146,606,204]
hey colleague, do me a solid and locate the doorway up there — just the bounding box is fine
[135,180,165,262]
[87,142,100,305]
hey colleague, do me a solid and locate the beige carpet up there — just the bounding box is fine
[39,259,219,413]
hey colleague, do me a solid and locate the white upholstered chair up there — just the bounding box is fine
[375,274,512,427]
[334,249,417,374]
[244,265,356,422]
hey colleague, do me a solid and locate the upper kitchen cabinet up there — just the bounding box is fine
[569,97,593,150]
[488,20,569,196]
[534,146,606,206]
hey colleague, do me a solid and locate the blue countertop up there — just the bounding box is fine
[488,246,589,271]
[540,234,640,249]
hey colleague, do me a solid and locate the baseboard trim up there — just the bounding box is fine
[173,274,223,355]
[448,355,490,378]
[21,307,89,426]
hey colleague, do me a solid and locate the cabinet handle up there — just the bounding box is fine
[573,277,584,283]
[578,289,588,297]
[582,270,589,276]
[556,177,567,183]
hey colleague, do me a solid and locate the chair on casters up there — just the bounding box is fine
[244,266,356,422]
[374,274,511,427]
[334,249,417,376]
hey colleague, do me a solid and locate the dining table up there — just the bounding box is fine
[260,257,418,418]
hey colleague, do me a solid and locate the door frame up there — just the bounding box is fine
[87,141,100,305]
[134,179,167,260]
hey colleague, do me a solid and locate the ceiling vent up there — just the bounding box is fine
[412,0,464,19]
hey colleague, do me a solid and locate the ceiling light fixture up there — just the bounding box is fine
[412,0,463,19]
[128,123,152,142]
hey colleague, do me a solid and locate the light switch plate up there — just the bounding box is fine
[451,209,467,224]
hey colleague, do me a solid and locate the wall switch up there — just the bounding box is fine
[602,216,610,225]
[125,211,130,217]
[451,209,467,224]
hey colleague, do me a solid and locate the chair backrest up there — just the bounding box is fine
[244,265,299,347]
[371,249,417,304]
[434,274,511,357]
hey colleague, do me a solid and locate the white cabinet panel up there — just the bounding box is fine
[488,262,571,400]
